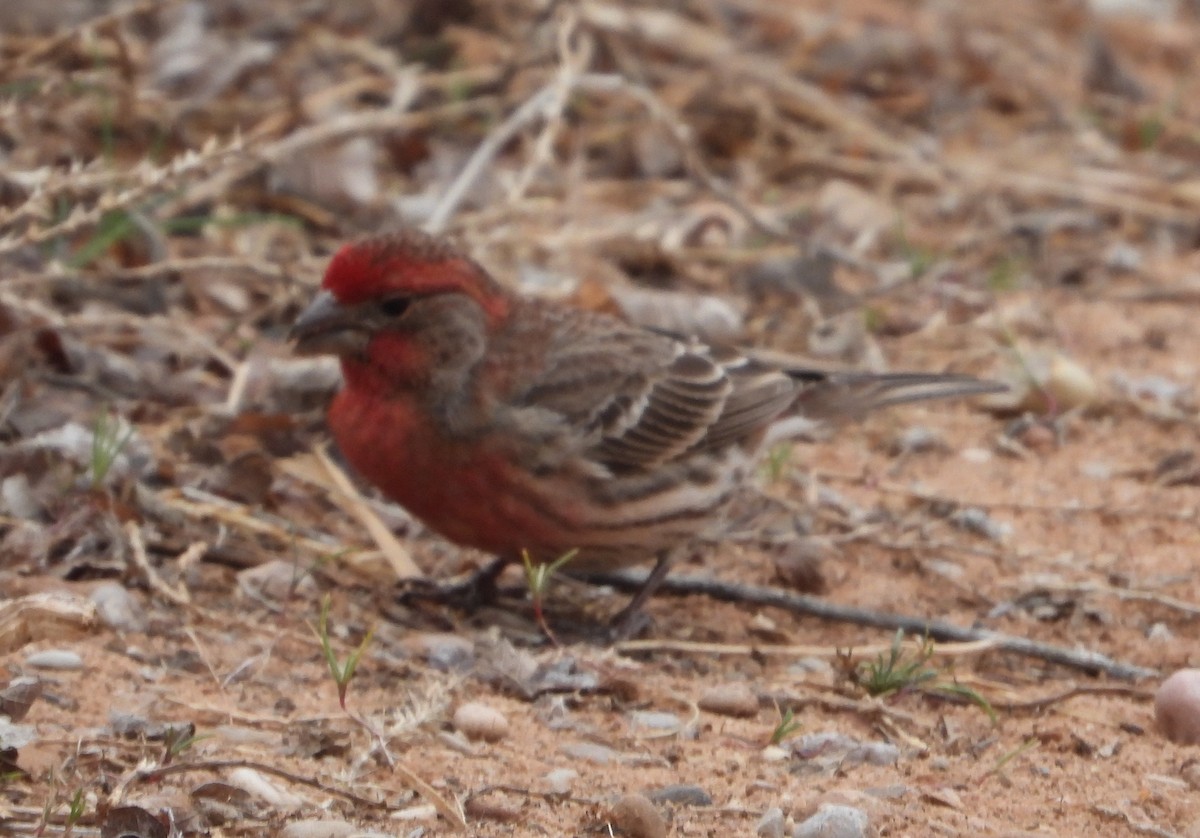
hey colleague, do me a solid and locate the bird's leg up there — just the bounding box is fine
[396,556,509,610]
[606,550,677,641]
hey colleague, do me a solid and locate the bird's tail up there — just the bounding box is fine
[759,369,1003,444]
[789,370,1005,421]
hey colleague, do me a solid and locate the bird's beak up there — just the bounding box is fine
[289,290,370,357]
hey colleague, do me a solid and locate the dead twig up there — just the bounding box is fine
[988,684,1155,712]
[587,570,1155,680]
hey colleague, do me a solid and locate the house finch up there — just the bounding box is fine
[291,230,1000,633]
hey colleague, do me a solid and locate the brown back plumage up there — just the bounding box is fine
[502,301,1002,476]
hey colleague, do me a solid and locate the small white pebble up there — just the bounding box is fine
[1156,669,1200,744]
[924,560,964,581]
[560,741,619,765]
[1,474,40,519]
[793,804,870,838]
[699,682,758,718]
[25,650,84,671]
[237,560,315,602]
[1045,354,1098,410]
[542,768,578,795]
[628,710,683,732]
[90,582,144,632]
[452,702,509,742]
[406,632,475,671]
[228,767,304,810]
[278,820,359,838]
[960,447,992,464]
[1079,460,1113,480]
[1146,622,1174,642]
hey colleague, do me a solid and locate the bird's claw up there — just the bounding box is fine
[395,559,508,611]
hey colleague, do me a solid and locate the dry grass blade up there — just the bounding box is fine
[391,760,468,832]
[310,445,423,580]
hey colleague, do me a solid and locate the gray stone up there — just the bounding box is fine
[793,805,870,838]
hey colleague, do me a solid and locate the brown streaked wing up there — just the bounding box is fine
[510,319,730,471]
[593,347,733,470]
[689,350,800,453]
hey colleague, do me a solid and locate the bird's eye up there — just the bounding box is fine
[378,296,411,317]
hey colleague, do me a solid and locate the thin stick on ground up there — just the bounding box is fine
[584,570,1156,680]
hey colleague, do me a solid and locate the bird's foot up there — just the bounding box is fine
[603,605,655,642]
[396,557,508,611]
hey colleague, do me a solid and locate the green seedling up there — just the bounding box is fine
[857,629,939,696]
[760,442,794,483]
[313,594,375,710]
[856,630,995,723]
[987,737,1039,782]
[162,726,209,765]
[63,787,85,838]
[69,209,138,269]
[522,549,578,644]
[769,706,803,746]
[89,409,133,490]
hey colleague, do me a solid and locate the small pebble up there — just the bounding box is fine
[406,632,475,671]
[960,447,992,464]
[1,474,39,519]
[1156,669,1200,744]
[1018,423,1056,454]
[278,820,359,838]
[560,741,620,764]
[647,784,712,806]
[788,657,833,677]
[542,768,578,796]
[924,560,964,581]
[1146,622,1173,642]
[891,426,942,455]
[848,742,899,767]
[452,702,509,742]
[757,807,786,838]
[228,767,304,810]
[1045,354,1098,410]
[793,804,870,838]
[90,582,144,632]
[464,796,522,822]
[699,682,759,718]
[608,793,667,838]
[25,649,84,671]
[628,711,683,733]
[772,540,827,594]
[237,560,315,602]
[1181,761,1200,791]
[950,507,1011,542]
